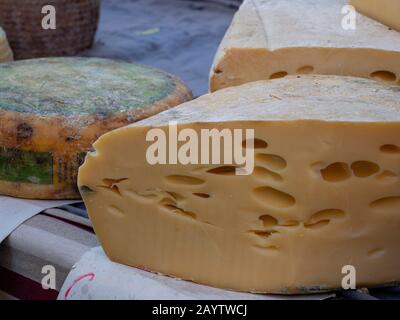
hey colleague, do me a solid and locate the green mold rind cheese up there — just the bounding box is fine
[0,57,178,115]
[0,147,53,184]
[0,57,192,199]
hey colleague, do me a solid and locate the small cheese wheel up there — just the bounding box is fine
[0,27,13,62]
[0,57,192,199]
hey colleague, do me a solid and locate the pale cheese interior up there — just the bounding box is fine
[79,76,400,293]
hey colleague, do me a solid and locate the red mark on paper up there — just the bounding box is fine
[64,272,95,300]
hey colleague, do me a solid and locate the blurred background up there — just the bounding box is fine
[83,0,241,96]
[0,0,241,96]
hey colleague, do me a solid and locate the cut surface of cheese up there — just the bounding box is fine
[350,0,400,32]
[0,57,192,199]
[210,0,400,92]
[79,75,400,293]
[0,27,13,62]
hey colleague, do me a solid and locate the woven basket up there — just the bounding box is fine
[0,0,100,60]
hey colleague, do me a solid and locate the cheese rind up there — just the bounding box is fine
[350,0,400,32]
[0,27,13,62]
[79,76,400,293]
[0,57,192,199]
[210,0,400,92]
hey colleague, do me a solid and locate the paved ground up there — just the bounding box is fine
[83,0,237,96]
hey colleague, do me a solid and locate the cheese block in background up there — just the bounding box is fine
[0,27,13,62]
[79,75,400,294]
[210,0,400,92]
[0,57,192,200]
[350,0,400,32]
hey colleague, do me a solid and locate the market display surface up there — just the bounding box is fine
[0,57,192,200]
[79,75,400,294]
[210,0,400,92]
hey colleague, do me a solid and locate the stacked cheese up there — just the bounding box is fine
[210,0,400,92]
[0,57,192,200]
[0,27,13,62]
[79,76,400,293]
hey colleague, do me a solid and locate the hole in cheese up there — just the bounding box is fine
[370,70,396,82]
[253,186,296,209]
[207,166,237,175]
[320,162,351,182]
[253,167,283,182]
[252,230,276,238]
[351,161,380,177]
[269,71,288,79]
[242,138,268,149]
[165,175,205,186]
[296,66,314,74]
[256,154,287,171]
[304,220,330,229]
[305,209,345,228]
[193,193,210,198]
[259,214,278,228]
[167,191,186,202]
[370,196,400,212]
[380,144,400,154]
[162,203,197,220]
[98,185,122,196]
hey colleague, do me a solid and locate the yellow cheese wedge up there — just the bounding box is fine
[350,0,400,32]
[79,75,400,294]
[210,0,400,92]
[0,27,13,62]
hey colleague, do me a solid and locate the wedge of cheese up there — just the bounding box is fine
[210,0,400,92]
[0,27,13,62]
[0,57,192,199]
[350,0,400,32]
[79,75,400,294]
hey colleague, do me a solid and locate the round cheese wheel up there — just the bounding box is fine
[0,27,13,62]
[0,57,192,199]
